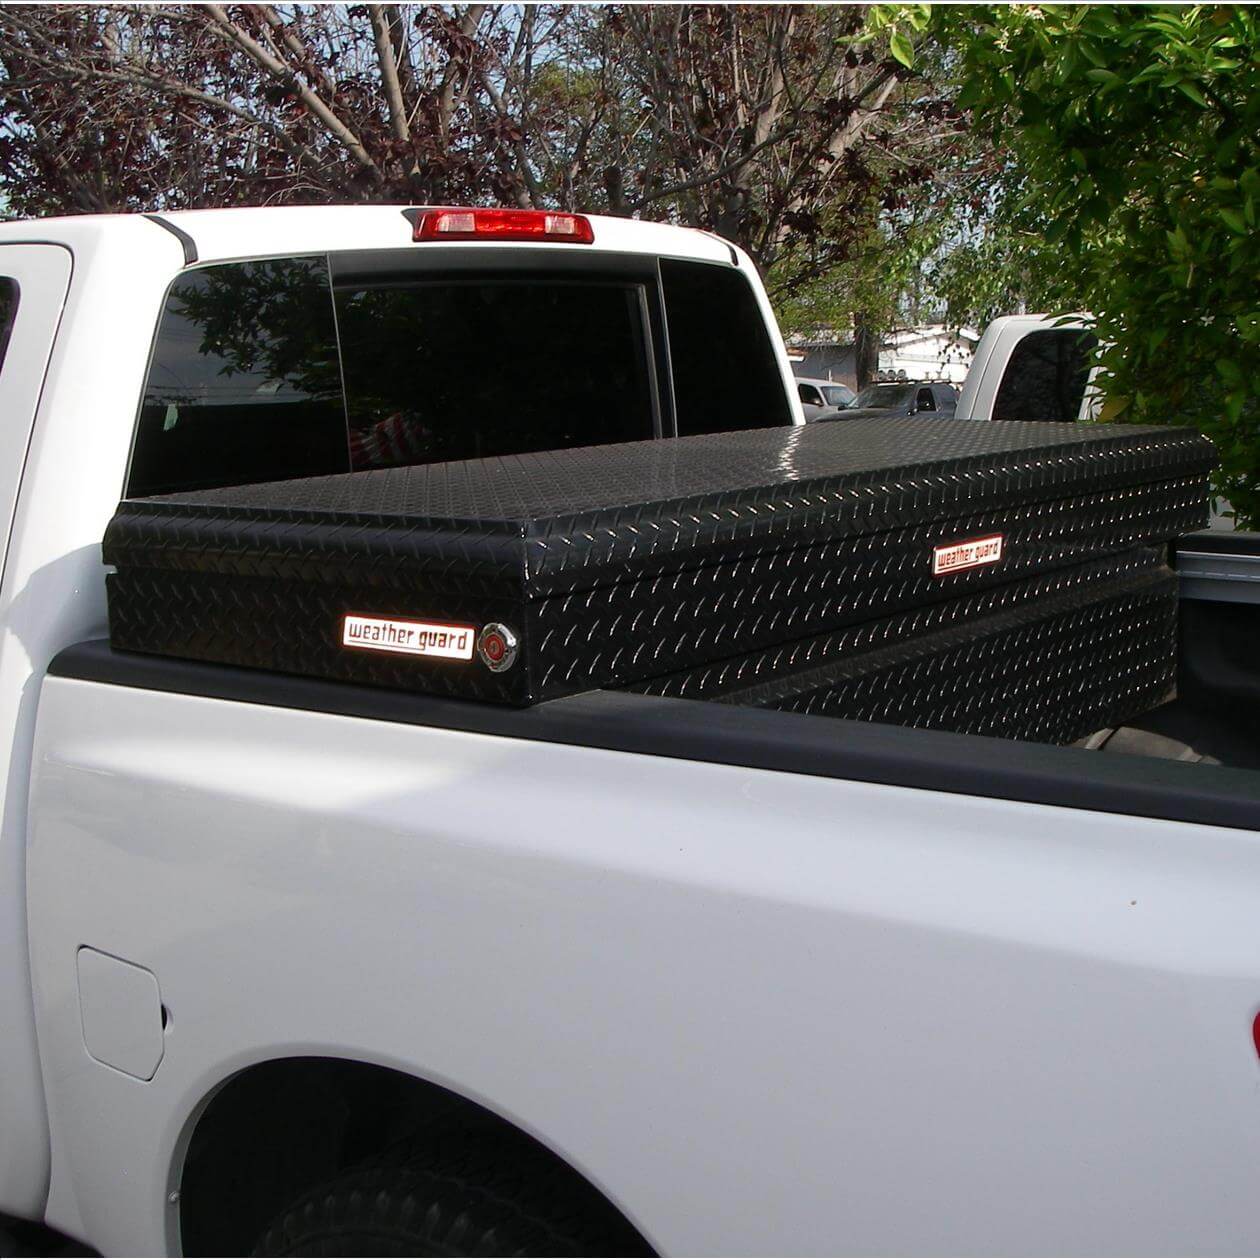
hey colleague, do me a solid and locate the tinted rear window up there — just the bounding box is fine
[129,258,347,497]
[335,281,652,470]
[130,252,788,497]
[662,259,792,435]
[992,329,1097,423]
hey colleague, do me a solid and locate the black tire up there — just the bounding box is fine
[252,1132,651,1258]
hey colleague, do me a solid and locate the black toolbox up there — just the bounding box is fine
[633,545,1180,745]
[104,417,1215,735]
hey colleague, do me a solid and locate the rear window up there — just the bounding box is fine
[129,251,789,497]
[662,258,792,435]
[991,329,1097,423]
[335,281,651,470]
[129,258,347,497]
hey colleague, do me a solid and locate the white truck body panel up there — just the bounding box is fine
[27,675,1260,1255]
[0,222,189,1220]
[0,239,99,1216]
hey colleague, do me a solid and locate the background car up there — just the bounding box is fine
[795,376,856,420]
[811,380,958,422]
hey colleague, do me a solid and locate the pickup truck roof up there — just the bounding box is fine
[0,204,739,268]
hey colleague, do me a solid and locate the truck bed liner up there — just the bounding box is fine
[103,418,1214,712]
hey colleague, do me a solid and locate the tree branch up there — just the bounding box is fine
[202,3,381,180]
[369,3,409,145]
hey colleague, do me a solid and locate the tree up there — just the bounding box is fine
[899,4,1259,525]
[0,6,959,263]
[561,6,948,277]
[0,4,981,392]
[707,3,995,381]
[0,4,575,212]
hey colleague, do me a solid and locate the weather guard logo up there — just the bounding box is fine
[342,614,475,661]
[932,533,1004,577]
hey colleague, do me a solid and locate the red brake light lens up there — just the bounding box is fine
[413,208,594,244]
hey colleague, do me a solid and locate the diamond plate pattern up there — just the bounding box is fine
[636,552,1178,745]
[104,418,1215,706]
[106,569,520,702]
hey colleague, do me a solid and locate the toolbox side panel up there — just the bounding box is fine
[26,676,1260,1256]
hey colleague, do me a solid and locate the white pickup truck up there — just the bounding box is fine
[1,207,1259,1259]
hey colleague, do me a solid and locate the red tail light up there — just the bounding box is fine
[413,208,595,244]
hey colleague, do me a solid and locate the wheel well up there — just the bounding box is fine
[178,1057,652,1257]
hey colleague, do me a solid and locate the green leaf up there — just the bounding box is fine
[956,78,984,110]
[1219,207,1247,234]
[1177,80,1210,107]
[1130,61,1167,85]
[889,30,914,68]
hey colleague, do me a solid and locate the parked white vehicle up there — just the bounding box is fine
[957,313,1101,422]
[0,208,1258,1259]
[794,374,855,419]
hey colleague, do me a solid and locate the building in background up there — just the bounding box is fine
[784,329,857,386]
[878,324,979,385]
[787,323,978,388]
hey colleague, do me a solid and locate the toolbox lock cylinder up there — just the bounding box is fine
[477,623,519,673]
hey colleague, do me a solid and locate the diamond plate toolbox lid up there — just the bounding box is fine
[103,417,1217,704]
